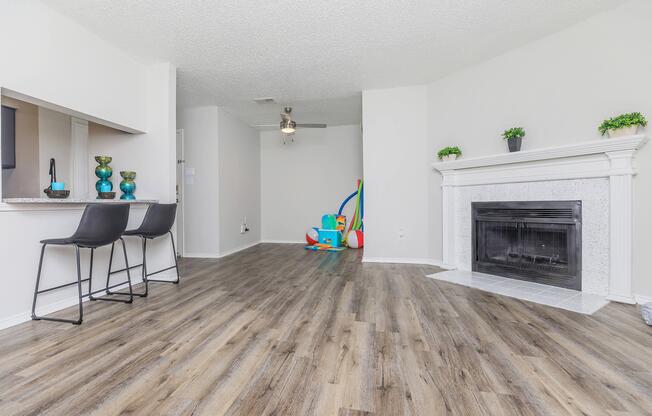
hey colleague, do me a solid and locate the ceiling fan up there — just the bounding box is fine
[256,107,327,143]
[278,106,327,135]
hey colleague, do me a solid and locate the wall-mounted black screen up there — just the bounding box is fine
[1,105,16,169]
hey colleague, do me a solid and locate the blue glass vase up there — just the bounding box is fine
[120,171,136,200]
[95,156,113,197]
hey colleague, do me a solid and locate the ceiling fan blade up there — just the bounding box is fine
[296,123,327,128]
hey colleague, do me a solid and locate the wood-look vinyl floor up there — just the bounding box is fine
[0,243,651,415]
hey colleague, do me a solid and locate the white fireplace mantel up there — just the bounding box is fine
[432,135,648,304]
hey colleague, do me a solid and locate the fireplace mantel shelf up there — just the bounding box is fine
[432,135,648,188]
[432,135,648,172]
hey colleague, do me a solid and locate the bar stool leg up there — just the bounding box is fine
[120,237,134,303]
[98,240,134,303]
[88,248,96,301]
[146,233,181,285]
[169,231,180,284]
[31,244,47,321]
[73,246,84,324]
[31,244,84,324]
[103,242,115,296]
[140,237,149,297]
[109,236,148,297]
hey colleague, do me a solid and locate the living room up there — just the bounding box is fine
[0,1,650,415]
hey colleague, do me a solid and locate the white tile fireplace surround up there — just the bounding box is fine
[432,135,648,305]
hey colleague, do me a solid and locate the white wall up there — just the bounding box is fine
[362,0,652,299]
[87,62,177,202]
[0,2,176,328]
[177,106,220,256]
[218,109,261,254]
[0,0,147,132]
[1,97,40,198]
[362,89,430,262]
[38,107,72,191]
[178,107,263,256]
[261,125,363,243]
[427,0,652,299]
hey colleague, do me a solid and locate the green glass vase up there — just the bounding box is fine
[95,156,113,196]
[120,171,136,200]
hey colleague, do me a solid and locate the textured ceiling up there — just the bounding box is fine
[43,0,625,126]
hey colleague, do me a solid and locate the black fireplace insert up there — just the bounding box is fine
[472,201,582,290]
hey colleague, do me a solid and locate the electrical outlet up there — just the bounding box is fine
[240,217,250,234]
[398,228,406,239]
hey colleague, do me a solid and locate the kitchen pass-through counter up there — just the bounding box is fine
[3,198,158,204]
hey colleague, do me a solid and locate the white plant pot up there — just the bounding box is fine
[608,125,639,138]
[442,154,459,162]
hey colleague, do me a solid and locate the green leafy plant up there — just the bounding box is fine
[437,146,462,160]
[599,112,647,136]
[502,127,525,140]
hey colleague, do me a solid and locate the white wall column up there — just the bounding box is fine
[606,150,636,303]
[70,117,89,199]
[441,184,456,268]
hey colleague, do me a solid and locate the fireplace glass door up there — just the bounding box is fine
[475,221,521,267]
[521,222,573,275]
[472,201,582,290]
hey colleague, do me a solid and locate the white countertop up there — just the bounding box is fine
[2,198,158,204]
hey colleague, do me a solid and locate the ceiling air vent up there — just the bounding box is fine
[254,97,276,105]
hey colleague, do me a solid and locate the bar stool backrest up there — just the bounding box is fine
[137,203,177,238]
[71,204,130,247]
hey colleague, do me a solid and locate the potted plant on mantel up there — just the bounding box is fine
[437,146,462,161]
[502,127,525,152]
[599,112,647,138]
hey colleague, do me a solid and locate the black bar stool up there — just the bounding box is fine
[105,203,179,298]
[31,203,133,325]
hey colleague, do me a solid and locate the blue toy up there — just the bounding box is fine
[318,229,342,247]
[304,180,364,252]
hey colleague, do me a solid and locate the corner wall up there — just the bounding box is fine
[177,106,220,257]
[260,125,363,243]
[427,0,652,300]
[362,0,652,299]
[361,88,430,262]
[178,107,261,257]
[218,109,261,254]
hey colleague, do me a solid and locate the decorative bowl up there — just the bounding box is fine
[97,191,116,200]
[44,189,70,199]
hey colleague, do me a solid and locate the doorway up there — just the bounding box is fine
[176,129,185,256]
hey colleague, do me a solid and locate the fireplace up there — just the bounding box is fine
[472,201,582,290]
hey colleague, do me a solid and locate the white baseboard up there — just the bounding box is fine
[183,241,261,260]
[0,278,143,331]
[634,294,652,304]
[362,257,452,269]
[218,241,261,258]
[183,252,221,259]
[260,240,305,244]
[605,294,636,305]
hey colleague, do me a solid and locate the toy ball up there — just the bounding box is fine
[306,227,319,246]
[347,230,364,249]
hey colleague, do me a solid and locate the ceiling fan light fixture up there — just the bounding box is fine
[280,120,296,134]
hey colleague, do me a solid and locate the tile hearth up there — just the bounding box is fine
[429,270,609,315]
